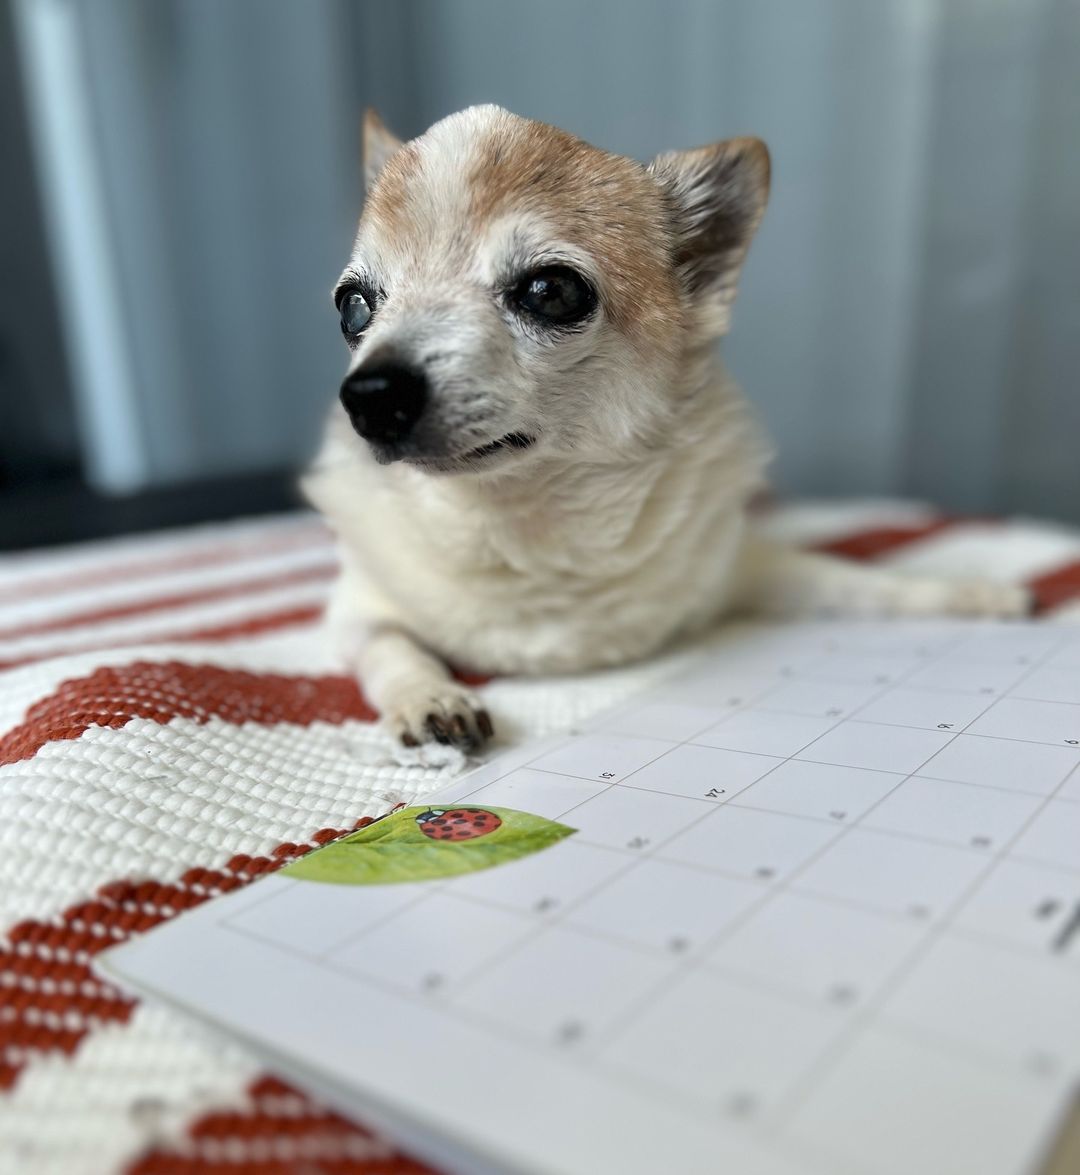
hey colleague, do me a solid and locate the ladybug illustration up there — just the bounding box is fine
[415,807,502,841]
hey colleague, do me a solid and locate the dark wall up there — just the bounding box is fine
[0,0,79,491]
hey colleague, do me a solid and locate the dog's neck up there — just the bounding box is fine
[308,354,771,582]
[408,453,677,568]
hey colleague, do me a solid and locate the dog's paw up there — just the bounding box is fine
[894,578,1032,619]
[383,682,494,753]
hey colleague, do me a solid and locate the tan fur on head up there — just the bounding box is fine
[359,107,768,347]
[465,116,681,341]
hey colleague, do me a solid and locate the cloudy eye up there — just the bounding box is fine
[512,265,596,325]
[338,290,373,337]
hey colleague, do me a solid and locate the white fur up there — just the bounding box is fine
[306,107,1027,749]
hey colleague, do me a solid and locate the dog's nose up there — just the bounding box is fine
[339,363,428,445]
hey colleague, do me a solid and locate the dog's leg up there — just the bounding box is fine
[733,538,1031,619]
[359,626,493,750]
[326,570,493,751]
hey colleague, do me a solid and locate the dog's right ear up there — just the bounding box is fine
[363,108,404,190]
[648,137,770,335]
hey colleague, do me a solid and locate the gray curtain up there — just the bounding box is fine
[15,0,1080,520]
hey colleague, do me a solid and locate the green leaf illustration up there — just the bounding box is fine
[282,805,575,886]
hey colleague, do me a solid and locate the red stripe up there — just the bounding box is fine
[0,562,337,642]
[0,660,377,765]
[125,1074,435,1174]
[1028,559,1080,614]
[811,518,1080,615]
[0,602,324,672]
[812,519,958,560]
[0,525,330,607]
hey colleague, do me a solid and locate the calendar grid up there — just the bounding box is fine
[546,630,1012,1114]
[119,621,1080,1175]
[773,632,1071,1126]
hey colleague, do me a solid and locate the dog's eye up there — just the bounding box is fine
[339,291,373,336]
[512,266,596,325]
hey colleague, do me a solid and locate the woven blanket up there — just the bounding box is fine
[2,500,1079,1175]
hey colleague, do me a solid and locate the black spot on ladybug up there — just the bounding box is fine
[416,807,503,841]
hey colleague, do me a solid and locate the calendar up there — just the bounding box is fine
[99,620,1080,1175]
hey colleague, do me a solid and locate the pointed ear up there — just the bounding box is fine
[363,108,404,190]
[648,137,770,334]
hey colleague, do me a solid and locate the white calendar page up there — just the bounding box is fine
[100,620,1080,1175]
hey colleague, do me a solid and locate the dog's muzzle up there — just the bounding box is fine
[339,362,428,445]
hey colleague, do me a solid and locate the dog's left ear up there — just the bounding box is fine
[363,108,404,191]
[648,137,770,334]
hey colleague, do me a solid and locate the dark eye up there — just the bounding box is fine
[512,266,596,325]
[338,290,373,336]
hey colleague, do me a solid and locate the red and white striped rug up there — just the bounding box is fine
[2,501,1079,1174]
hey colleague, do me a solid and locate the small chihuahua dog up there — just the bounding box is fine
[305,106,1026,751]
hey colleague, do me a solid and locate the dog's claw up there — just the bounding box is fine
[387,686,495,753]
[424,709,486,751]
[426,714,453,745]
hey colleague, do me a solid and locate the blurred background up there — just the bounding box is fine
[2,0,1078,549]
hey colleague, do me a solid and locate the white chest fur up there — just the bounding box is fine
[306,385,770,675]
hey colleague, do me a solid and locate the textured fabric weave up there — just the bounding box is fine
[2,503,1079,1174]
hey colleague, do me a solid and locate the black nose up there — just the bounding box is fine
[339,362,428,445]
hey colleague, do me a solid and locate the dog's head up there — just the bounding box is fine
[334,105,768,475]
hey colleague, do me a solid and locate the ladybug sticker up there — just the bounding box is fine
[283,803,574,886]
[416,807,503,841]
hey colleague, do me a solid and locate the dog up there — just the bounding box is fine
[304,105,1027,752]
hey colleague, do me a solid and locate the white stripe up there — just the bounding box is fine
[754,498,939,546]
[0,716,405,927]
[0,513,325,590]
[0,1002,259,1175]
[1,999,405,1175]
[878,520,1080,582]
[0,583,330,664]
[0,543,337,631]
